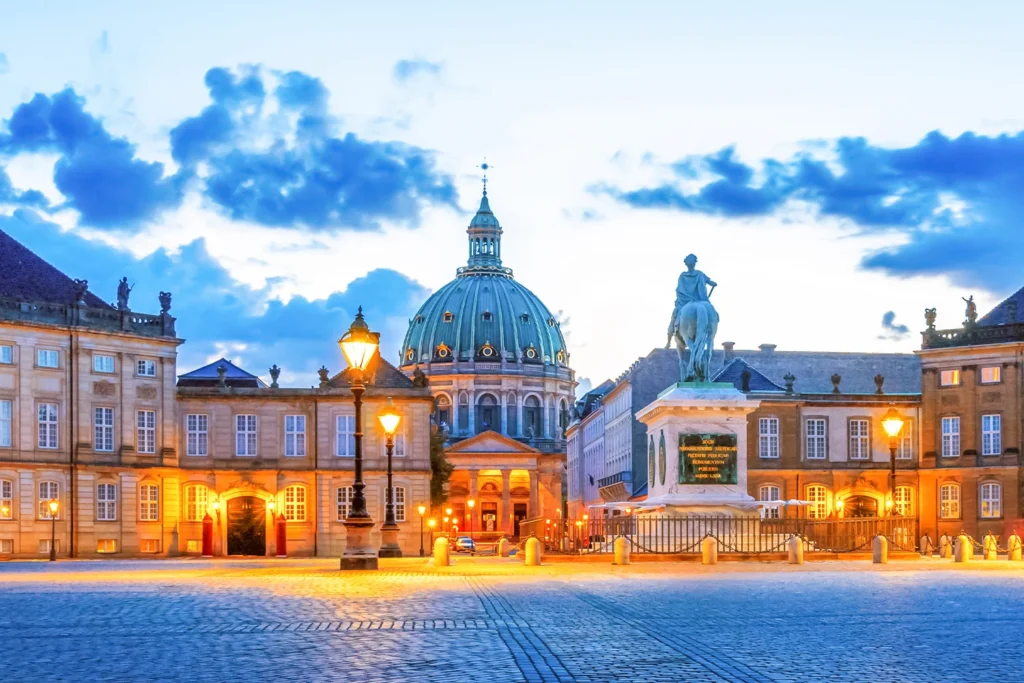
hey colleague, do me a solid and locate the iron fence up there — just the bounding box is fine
[521,515,919,555]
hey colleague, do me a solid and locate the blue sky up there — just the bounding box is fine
[2,1,1024,388]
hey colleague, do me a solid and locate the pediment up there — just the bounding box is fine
[446,430,541,455]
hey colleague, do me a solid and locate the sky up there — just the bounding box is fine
[2,1,1024,391]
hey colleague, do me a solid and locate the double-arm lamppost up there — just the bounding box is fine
[417,504,427,557]
[48,499,59,561]
[881,407,906,518]
[378,398,403,558]
[339,307,381,570]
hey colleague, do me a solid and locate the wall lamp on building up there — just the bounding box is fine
[881,407,906,517]
[378,398,403,558]
[834,498,845,517]
[417,505,428,557]
[47,499,59,561]
[212,499,221,522]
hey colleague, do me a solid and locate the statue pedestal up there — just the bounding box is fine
[636,382,761,517]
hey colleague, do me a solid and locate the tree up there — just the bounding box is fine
[429,424,454,507]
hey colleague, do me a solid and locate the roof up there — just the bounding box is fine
[0,229,110,308]
[445,430,541,454]
[978,286,1024,326]
[328,352,415,389]
[576,379,614,419]
[712,358,786,392]
[177,358,267,388]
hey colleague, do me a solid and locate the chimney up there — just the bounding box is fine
[722,341,735,360]
[759,343,777,354]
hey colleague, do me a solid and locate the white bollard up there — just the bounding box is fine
[497,538,510,558]
[787,534,804,565]
[983,534,999,561]
[954,534,971,563]
[433,537,450,566]
[1008,534,1022,561]
[525,537,541,566]
[939,534,952,559]
[701,536,718,565]
[613,536,630,565]
[872,534,888,564]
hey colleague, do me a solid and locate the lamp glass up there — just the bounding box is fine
[378,397,402,436]
[418,505,426,516]
[48,500,58,514]
[467,499,475,509]
[881,407,905,439]
[338,310,379,372]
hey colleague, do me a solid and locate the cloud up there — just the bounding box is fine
[94,30,110,56]
[0,210,430,383]
[594,130,1024,292]
[0,89,184,227]
[0,53,8,75]
[392,58,443,83]
[169,65,458,230]
[878,310,911,341]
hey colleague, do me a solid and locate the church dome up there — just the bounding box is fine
[400,189,569,368]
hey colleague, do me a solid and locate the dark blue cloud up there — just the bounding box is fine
[0,168,47,208]
[170,66,458,230]
[596,130,1024,292]
[879,311,911,341]
[392,58,443,83]
[0,89,183,227]
[0,210,429,382]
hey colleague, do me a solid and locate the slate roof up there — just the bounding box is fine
[0,229,110,308]
[712,358,786,392]
[978,286,1024,326]
[328,352,415,390]
[576,379,615,419]
[177,358,267,388]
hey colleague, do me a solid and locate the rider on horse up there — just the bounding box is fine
[665,254,720,382]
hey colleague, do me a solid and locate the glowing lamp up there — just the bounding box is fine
[338,307,380,373]
[881,407,905,440]
[467,499,475,509]
[267,500,276,512]
[417,504,427,516]
[47,499,59,515]
[378,397,402,436]
[583,514,589,521]
[835,499,845,511]
[445,507,452,516]
[575,520,582,528]
[1,505,9,518]
[212,500,220,512]
[428,518,437,529]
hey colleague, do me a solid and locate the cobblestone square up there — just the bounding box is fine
[1,558,1022,682]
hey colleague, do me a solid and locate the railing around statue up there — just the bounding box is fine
[519,515,918,555]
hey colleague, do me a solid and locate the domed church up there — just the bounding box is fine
[400,179,575,537]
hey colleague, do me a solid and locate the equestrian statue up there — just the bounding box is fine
[664,254,719,383]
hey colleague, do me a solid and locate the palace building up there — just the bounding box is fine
[0,229,432,559]
[398,183,575,538]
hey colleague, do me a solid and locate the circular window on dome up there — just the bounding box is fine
[556,350,565,363]
[443,311,454,323]
[525,347,538,360]
[436,343,451,359]
[480,343,496,358]
[547,317,556,328]
[405,348,416,361]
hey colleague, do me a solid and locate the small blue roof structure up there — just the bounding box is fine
[177,358,267,388]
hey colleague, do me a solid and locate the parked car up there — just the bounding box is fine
[453,537,476,553]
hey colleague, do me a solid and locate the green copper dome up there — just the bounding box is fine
[400,190,569,367]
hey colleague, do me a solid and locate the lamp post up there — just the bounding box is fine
[445,507,452,535]
[467,498,475,541]
[47,499,58,561]
[428,518,437,548]
[339,307,381,571]
[881,407,906,518]
[378,398,403,558]
[417,505,427,557]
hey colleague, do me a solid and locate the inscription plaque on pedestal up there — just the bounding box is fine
[679,433,737,485]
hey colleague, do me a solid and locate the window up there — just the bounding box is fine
[37,349,58,368]
[0,539,11,554]
[0,399,11,447]
[443,311,454,323]
[980,366,1001,384]
[758,417,779,458]
[389,486,406,522]
[235,414,257,456]
[805,419,826,460]
[96,483,117,521]
[185,539,201,553]
[38,403,57,449]
[96,539,117,553]
[806,485,828,519]
[337,486,354,520]
[939,483,960,519]
[482,311,492,322]
[336,415,355,457]
[941,416,961,458]
[848,419,869,460]
[137,410,156,454]
[139,484,159,521]
[284,485,307,522]
[38,481,59,519]
[184,484,208,522]
[435,394,451,429]
[893,486,914,517]
[285,415,306,457]
[94,407,114,452]
[39,539,59,554]
[139,539,160,553]
[980,483,1002,518]
[939,369,960,386]
[520,313,530,324]
[0,479,12,519]
[93,354,114,373]
[982,414,1001,456]
[186,414,208,457]
[896,420,913,460]
[0,345,11,364]
[759,485,781,519]
[136,359,156,377]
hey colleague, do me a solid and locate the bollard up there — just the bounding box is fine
[613,536,631,566]
[983,534,998,561]
[1008,534,1022,561]
[701,536,718,565]
[939,534,952,559]
[497,538,510,558]
[787,534,804,565]
[433,537,450,567]
[920,534,934,557]
[525,537,541,566]
[872,534,888,564]
[954,534,971,563]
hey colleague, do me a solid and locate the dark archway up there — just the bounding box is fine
[227,496,266,555]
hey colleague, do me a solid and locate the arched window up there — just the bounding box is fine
[97,483,118,522]
[435,394,451,429]
[506,392,517,436]
[482,311,493,322]
[139,483,159,522]
[458,392,469,432]
[184,484,209,522]
[520,313,530,324]
[388,486,406,522]
[939,483,960,519]
[443,311,454,323]
[559,399,570,434]
[284,485,307,522]
[38,481,59,519]
[0,479,12,519]
[759,485,781,519]
[523,395,542,437]
[893,486,914,517]
[980,482,1002,518]
[477,394,498,433]
[806,485,828,519]
[337,486,354,521]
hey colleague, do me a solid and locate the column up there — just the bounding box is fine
[501,470,511,533]
[517,399,524,438]
[529,472,539,519]
[500,393,507,435]
[468,392,476,435]
[543,397,551,439]
[469,471,479,533]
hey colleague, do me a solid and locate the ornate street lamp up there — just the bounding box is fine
[339,307,381,570]
[417,504,427,557]
[378,397,403,558]
[47,499,59,561]
[467,498,475,541]
[881,406,906,518]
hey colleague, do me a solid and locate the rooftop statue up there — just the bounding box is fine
[116,277,133,312]
[665,254,719,382]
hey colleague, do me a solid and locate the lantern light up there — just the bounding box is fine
[881,406,905,440]
[377,397,402,436]
[338,307,380,373]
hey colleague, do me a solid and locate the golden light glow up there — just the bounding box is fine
[445,507,452,516]
[417,504,426,516]
[575,520,583,528]
[212,500,220,512]
[835,498,845,510]
[47,499,59,514]
[624,507,632,514]
[377,397,402,436]
[338,308,379,372]
[583,514,589,521]
[467,499,475,509]
[428,518,437,528]
[881,406,905,439]
[1,505,9,517]
[267,499,276,511]
[443,516,449,524]
[885,498,894,509]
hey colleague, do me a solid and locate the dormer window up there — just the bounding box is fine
[436,343,452,359]
[548,317,556,327]
[482,311,493,322]
[480,343,496,358]
[415,315,424,324]
[520,313,530,324]
[443,311,454,323]
[524,346,538,360]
